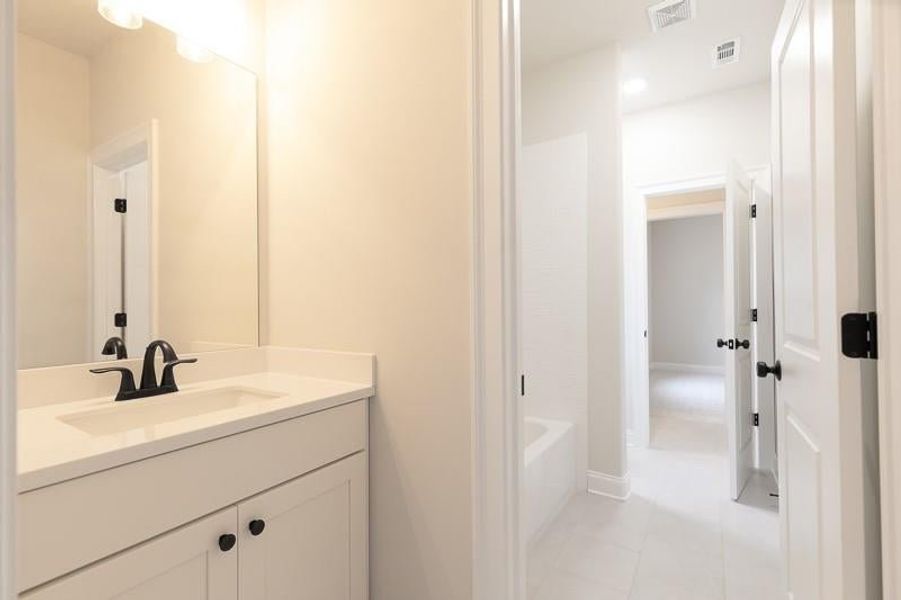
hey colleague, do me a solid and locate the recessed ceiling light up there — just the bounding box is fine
[97,0,143,30]
[623,78,648,95]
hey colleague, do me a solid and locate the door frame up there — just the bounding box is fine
[751,183,777,479]
[0,0,15,596]
[627,168,768,451]
[630,174,726,449]
[873,0,901,596]
[471,0,522,599]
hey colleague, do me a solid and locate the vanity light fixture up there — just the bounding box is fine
[97,0,143,30]
[176,36,215,64]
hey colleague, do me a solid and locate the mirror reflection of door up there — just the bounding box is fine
[14,4,260,369]
[91,131,154,360]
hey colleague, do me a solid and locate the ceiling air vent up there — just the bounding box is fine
[713,38,742,67]
[647,0,696,32]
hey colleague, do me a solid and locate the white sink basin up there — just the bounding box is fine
[59,387,286,436]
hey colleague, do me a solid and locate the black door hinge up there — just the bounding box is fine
[114,312,128,328]
[114,198,127,213]
[520,374,525,397]
[751,308,758,322]
[753,412,760,427]
[751,204,757,219]
[841,312,878,359]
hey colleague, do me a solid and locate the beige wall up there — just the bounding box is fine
[15,33,90,368]
[522,47,626,479]
[90,22,259,353]
[263,0,473,598]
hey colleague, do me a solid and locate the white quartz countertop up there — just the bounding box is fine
[18,372,373,493]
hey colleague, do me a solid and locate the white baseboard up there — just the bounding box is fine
[651,362,724,376]
[587,470,631,501]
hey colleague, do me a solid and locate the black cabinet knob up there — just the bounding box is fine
[757,360,783,381]
[248,519,266,536]
[218,533,237,552]
[716,338,728,349]
[735,339,751,350]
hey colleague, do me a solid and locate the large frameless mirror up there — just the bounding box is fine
[15,0,259,368]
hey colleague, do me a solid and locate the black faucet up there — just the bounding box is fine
[101,336,128,360]
[90,340,198,401]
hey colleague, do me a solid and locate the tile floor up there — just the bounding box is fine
[649,369,726,422]
[527,371,781,600]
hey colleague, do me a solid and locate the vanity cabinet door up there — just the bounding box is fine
[21,508,238,600]
[238,452,368,599]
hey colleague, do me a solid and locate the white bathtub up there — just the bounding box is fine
[524,417,576,544]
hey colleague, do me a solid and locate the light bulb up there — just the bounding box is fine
[97,0,143,30]
[176,36,215,64]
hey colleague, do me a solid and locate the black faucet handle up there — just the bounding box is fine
[140,340,180,390]
[160,358,198,389]
[90,367,137,401]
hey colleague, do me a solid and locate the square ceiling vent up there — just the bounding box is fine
[713,38,742,67]
[647,0,696,32]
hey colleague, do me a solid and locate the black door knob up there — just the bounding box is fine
[248,519,266,536]
[735,339,751,350]
[218,533,237,552]
[757,360,782,381]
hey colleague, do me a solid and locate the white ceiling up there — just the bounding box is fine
[522,0,785,112]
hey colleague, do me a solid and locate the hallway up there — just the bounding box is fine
[527,371,781,600]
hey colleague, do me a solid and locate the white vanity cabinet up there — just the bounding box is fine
[22,453,367,600]
[19,399,370,599]
[239,453,368,599]
[21,508,239,600]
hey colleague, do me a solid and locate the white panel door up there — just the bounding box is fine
[122,160,152,353]
[238,453,368,600]
[21,508,238,600]
[771,0,871,597]
[92,166,124,359]
[752,182,777,478]
[725,161,755,500]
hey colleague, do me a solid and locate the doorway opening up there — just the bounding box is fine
[647,193,726,431]
[517,0,787,597]
[473,0,887,597]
